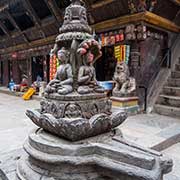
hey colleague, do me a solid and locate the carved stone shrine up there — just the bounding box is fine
[16,1,173,179]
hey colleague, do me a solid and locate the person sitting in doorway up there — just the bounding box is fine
[14,74,29,92]
[31,75,42,92]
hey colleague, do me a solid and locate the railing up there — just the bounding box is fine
[139,48,171,112]
[139,34,180,112]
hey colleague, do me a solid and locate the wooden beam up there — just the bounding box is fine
[92,12,180,33]
[23,0,41,26]
[91,0,115,9]
[169,0,180,5]
[23,0,46,38]
[0,4,8,13]
[44,0,63,22]
[92,12,146,32]
[5,10,29,43]
[0,34,56,55]
[83,0,96,24]
[0,21,10,38]
[5,10,21,31]
[0,18,17,46]
[144,11,180,32]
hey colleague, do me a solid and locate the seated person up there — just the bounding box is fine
[14,75,28,92]
[32,75,42,92]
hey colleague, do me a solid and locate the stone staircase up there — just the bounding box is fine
[155,58,180,118]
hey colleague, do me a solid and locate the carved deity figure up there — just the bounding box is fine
[76,39,103,94]
[77,50,103,94]
[113,62,136,96]
[45,48,73,95]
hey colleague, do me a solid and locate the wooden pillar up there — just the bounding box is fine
[12,60,20,84]
[27,57,32,86]
[130,42,140,82]
[0,61,3,85]
[43,55,49,82]
[3,60,10,86]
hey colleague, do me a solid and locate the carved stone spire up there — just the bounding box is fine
[59,0,91,34]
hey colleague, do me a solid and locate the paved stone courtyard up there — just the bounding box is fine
[0,93,180,179]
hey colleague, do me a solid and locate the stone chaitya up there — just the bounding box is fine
[16,1,173,179]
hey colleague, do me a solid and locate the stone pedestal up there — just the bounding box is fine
[16,1,173,179]
[17,129,172,180]
[111,96,139,115]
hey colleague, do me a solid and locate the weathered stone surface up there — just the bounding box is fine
[0,149,25,180]
[17,129,173,180]
[167,78,180,87]
[41,93,111,119]
[16,1,173,179]
[154,104,180,118]
[163,86,180,96]
[171,71,180,78]
[26,109,127,141]
[157,95,180,108]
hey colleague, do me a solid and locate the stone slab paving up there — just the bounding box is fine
[0,93,180,179]
[0,93,39,131]
[163,143,180,180]
[0,93,38,179]
[120,114,180,148]
[0,149,24,180]
[120,114,180,180]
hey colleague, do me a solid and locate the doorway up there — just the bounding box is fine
[31,56,44,82]
[0,61,3,85]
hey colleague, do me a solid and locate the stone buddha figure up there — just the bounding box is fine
[77,50,103,94]
[45,48,73,95]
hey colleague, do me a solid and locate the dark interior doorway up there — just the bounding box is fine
[0,61,3,85]
[32,56,44,82]
[95,46,117,81]
[8,60,12,82]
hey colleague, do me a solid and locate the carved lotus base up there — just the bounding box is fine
[26,109,127,141]
[17,129,173,180]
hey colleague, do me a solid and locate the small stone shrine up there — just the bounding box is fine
[111,62,139,114]
[17,1,173,179]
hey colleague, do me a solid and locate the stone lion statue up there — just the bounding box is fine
[113,62,136,97]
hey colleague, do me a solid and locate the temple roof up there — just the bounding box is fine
[0,0,179,56]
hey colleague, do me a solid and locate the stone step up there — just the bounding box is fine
[133,123,180,151]
[163,143,180,180]
[0,149,24,180]
[157,95,180,107]
[167,78,180,87]
[162,86,180,96]
[171,71,180,78]
[175,64,180,71]
[154,104,180,118]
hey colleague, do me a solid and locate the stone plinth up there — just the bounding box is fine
[17,129,172,180]
[111,96,139,115]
